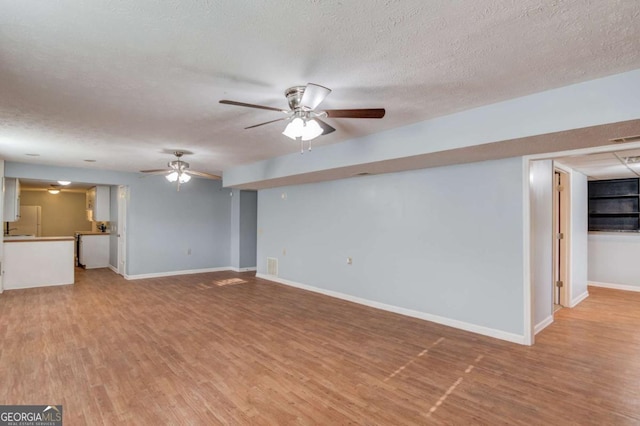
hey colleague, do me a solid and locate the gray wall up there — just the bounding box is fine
[230,189,258,269]
[127,174,231,275]
[239,190,257,268]
[257,157,526,336]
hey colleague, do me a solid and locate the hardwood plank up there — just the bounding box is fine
[1,270,639,424]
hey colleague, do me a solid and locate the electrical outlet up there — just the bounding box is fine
[347,257,352,265]
[281,193,287,200]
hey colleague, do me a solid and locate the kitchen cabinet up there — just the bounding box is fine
[3,178,21,222]
[78,234,110,268]
[86,186,110,222]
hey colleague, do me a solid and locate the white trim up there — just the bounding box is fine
[522,157,533,346]
[570,289,590,307]
[228,266,257,272]
[534,315,554,335]
[256,273,526,345]
[588,281,640,293]
[108,264,118,274]
[125,267,232,280]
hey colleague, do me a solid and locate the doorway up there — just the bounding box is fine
[552,168,570,309]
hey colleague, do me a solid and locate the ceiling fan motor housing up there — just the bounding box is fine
[285,86,306,111]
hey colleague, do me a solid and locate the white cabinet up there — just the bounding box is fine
[3,178,21,222]
[86,186,110,222]
[78,234,110,269]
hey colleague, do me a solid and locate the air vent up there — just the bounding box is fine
[624,156,640,164]
[267,257,278,276]
[610,135,640,144]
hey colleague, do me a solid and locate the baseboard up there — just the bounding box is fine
[228,266,257,272]
[570,289,590,307]
[588,281,640,293]
[534,315,554,335]
[108,264,119,274]
[255,273,526,345]
[4,282,73,291]
[125,266,232,280]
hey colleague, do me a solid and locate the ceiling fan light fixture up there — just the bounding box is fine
[282,117,305,140]
[282,117,323,141]
[301,119,323,141]
[178,173,191,183]
[166,171,179,182]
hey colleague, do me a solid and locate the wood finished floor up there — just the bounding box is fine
[1,269,639,425]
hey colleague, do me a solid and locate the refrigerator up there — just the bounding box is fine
[12,205,41,236]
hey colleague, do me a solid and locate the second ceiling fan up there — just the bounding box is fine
[220,83,385,151]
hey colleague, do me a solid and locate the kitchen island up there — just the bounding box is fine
[3,236,75,290]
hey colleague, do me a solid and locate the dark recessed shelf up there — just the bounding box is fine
[588,178,640,232]
[589,194,640,199]
[589,212,640,216]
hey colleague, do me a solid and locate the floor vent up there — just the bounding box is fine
[267,257,278,276]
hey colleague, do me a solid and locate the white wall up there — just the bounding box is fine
[589,233,640,291]
[257,157,526,342]
[529,160,553,333]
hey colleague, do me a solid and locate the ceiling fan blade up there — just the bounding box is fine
[219,100,288,113]
[245,117,290,129]
[140,169,170,174]
[187,170,222,179]
[324,108,386,119]
[314,118,336,135]
[300,83,331,110]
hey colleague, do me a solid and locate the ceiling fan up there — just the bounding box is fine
[140,151,221,191]
[220,83,385,152]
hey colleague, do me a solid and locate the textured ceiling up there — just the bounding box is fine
[1,0,639,176]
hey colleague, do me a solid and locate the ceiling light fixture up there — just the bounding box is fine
[141,152,220,192]
[281,111,325,153]
[282,117,323,141]
[48,188,60,195]
[57,180,71,185]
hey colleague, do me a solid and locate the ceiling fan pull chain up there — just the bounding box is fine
[300,138,304,154]
[308,139,312,152]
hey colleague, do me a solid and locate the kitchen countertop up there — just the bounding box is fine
[4,236,75,243]
[75,231,110,235]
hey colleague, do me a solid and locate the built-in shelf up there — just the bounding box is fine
[589,194,640,199]
[588,178,640,232]
[589,212,640,215]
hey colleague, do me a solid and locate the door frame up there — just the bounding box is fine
[552,165,571,308]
